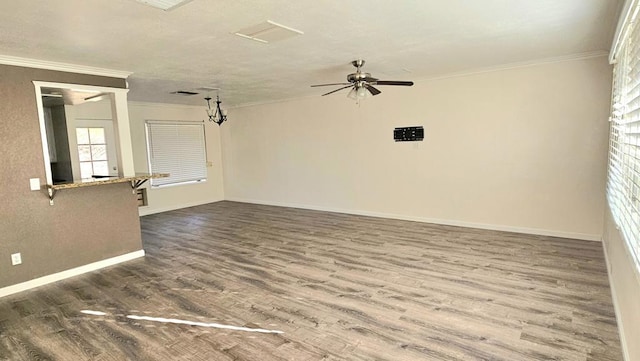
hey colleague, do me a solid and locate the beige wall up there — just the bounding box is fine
[222,56,612,240]
[603,206,640,361]
[0,64,142,289]
[128,102,225,215]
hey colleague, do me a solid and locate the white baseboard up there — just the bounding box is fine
[225,197,601,241]
[139,199,222,217]
[0,250,145,299]
[602,239,631,361]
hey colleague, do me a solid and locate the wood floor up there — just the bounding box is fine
[0,201,622,360]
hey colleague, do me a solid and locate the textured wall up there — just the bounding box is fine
[222,56,612,240]
[0,64,142,288]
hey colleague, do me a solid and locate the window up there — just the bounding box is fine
[145,121,207,187]
[76,127,109,179]
[608,2,640,268]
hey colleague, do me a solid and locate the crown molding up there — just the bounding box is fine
[421,51,610,83]
[0,54,132,79]
[128,100,206,109]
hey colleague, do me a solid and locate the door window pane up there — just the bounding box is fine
[78,145,92,161]
[80,162,93,179]
[92,161,109,175]
[89,128,105,144]
[76,128,90,145]
[91,145,107,160]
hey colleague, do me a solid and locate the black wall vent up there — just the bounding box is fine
[394,126,424,142]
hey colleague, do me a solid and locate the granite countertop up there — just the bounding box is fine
[49,173,169,190]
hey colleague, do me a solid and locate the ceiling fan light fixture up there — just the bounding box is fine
[356,86,368,99]
[347,87,357,100]
[347,85,368,103]
[312,59,414,101]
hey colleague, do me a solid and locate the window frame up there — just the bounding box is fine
[145,120,208,188]
[607,0,640,271]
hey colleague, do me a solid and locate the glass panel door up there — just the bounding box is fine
[75,119,118,178]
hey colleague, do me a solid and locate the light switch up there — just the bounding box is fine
[29,178,40,191]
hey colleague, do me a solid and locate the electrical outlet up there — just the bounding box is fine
[11,253,22,266]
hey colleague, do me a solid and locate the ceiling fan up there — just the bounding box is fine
[311,59,414,99]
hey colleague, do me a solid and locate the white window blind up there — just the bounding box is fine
[146,121,207,187]
[608,2,640,268]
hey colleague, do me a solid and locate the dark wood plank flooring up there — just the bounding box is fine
[0,201,622,360]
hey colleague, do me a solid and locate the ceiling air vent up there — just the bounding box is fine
[234,20,303,44]
[170,90,199,96]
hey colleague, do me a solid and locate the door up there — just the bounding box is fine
[74,119,118,178]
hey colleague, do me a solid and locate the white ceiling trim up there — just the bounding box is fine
[0,55,132,79]
[128,100,207,109]
[424,50,611,83]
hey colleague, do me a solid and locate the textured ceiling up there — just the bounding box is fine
[0,0,622,107]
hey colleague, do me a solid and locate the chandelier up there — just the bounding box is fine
[204,95,227,125]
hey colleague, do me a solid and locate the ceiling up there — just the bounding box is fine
[0,0,623,108]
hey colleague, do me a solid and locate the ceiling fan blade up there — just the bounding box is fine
[365,84,381,96]
[362,76,379,82]
[321,85,354,96]
[311,82,351,87]
[374,80,414,86]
